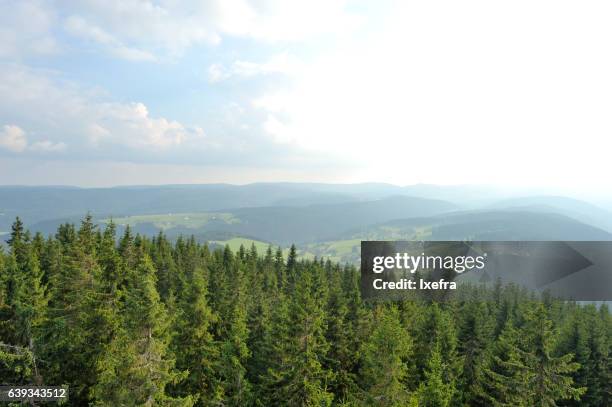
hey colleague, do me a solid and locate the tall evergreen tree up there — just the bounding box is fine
[472,321,532,406]
[170,264,220,406]
[359,305,413,406]
[418,341,453,407]
[266,264,333,406]
[93,254,192,406]
[218,255,252,406]
[521,303,586,406]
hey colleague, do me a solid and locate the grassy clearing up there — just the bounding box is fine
[304,239,362,264]
[102,212,239,230]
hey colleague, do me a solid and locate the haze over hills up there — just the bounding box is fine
[2,183,612,263]
[488,196,612,233]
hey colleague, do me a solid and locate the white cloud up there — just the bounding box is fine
[208,53,303,83]
[64,15,156,61]
[0,125,28,152]
[0,124,68,154]
[0,65,204,154]
[0,1,59,58]
[58,0,360,60]
[90,102,200,149]
[1,1,361,61]
[59,0,221,59]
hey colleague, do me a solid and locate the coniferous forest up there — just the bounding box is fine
[0,216,610,406]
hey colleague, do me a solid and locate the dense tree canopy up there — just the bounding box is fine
[0,217,609,406]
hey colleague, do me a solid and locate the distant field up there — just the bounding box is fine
[102,212,239,230]
[303,228,430,264]
[344,225,432,241]
[304,239,361,263]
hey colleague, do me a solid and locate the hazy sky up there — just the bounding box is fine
[0,1,611,194]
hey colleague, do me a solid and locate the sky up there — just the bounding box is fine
[0,0,611,196]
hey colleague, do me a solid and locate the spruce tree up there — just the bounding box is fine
[457,300,494,404]
[218,255,252,406]
[359,305,413,406]
[521,303,586,406]
[472,321,532,406]
[5,218,46,384]
[93,254,192,406]
[171,264,221,406]
[418,341,453,407]
[267,264,333,406]
[324,264,359,403]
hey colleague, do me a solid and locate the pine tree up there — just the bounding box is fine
[0,251,16,343]
[40,219,119,404]
[171,264,221,406]
[456,300,494,404]
[324,264,359,403]
[359,305,412,406]
[0,247,6,312]
[418,341,453,407]
[10,244,46,353]
[97,221,125,293]
[557,309,593,406]
[596,304,612,406]
[521,303,586,406]
[286,244,297,287]
[266,264,333,406]
[246,246,276,404]
[472,321,532,406]
[274,247,285,291]
[5,218,47,385]
[92,254,193,406]
[0,342,37,384]
[414,302,462,399]
[6,217,24,247]
[218,255,252,406]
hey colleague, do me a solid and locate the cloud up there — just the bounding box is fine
[58,0,359,60]
[0,65,204,156]
[64,15,156,62]
[0,64,332,169]
[59,0,221,60]
[1,1,361,62]
[0,124,65,154]
[0,1,59,58]
[208,53,302,83]
[0,125,28,152]
[89,102,203,149]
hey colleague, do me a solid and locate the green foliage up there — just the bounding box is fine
[92,255,193,407]
[359,305,412,406]
[472,321,533,406]
[0,216,610,407]
[521,303,586,406]
[418,341,453,407]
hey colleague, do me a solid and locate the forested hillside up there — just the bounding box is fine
[1,216,610,406]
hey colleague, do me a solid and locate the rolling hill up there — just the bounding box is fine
[3,184,612,265]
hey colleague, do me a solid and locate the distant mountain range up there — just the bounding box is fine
[2,184,612,259]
